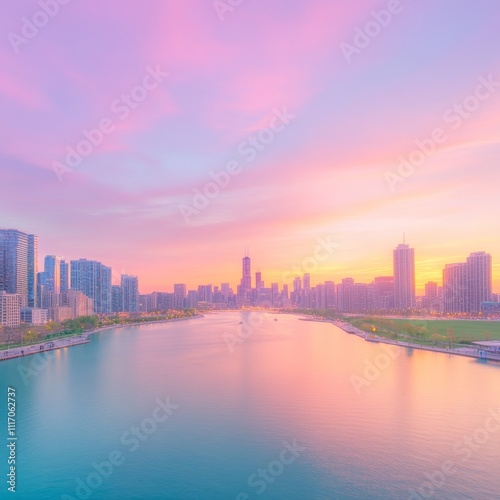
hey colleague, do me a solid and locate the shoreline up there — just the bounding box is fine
[300,317,500,363]
[0,314,204,363]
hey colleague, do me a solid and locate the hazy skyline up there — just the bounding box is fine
[1,1,499,293]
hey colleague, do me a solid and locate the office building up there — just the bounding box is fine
[121,275,139,313]
[60,259,70,292]
[44,255,61,294]
[443,263,468,313]
[393,243,415,310]
[112,285,123,313]
[0,291,22,328]
[466,252,492,314]
[70,259,112,314]
[27,234,38,308]
[173,283,187,309]
[0,229,31,306]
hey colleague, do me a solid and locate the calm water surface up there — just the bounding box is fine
[1,312,499,499]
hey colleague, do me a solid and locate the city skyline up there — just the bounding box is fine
[1,1,499,297]
[2,227,499,296]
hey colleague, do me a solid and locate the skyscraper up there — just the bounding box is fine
[27,234,38,308]
[303,273,311,290]
[60,259,70,292]
[173,283,187,309]
[443,263,468,313]
[393,243,415,310]
[372,276,394,310]
[0,229,31,306]
[240,254,251,292]
[112,285,123,313]
[70,259,112,314]
[121,275,139,312]
[466,251,492,313]
[44,255,61,294]
[255,272,263,289]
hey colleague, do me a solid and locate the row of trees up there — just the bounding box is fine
[1,309,199,349]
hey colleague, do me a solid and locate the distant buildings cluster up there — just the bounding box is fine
[1,227,498,329]
[139,244,498,317]
[0,228,139,328]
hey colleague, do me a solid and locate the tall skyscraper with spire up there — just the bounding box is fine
[393,242,415,310]
[240,247,251,293]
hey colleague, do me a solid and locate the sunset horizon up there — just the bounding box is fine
[2,2,500,499]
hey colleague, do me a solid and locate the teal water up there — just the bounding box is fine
[1,312,499,499]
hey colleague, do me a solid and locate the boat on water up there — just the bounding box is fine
[274,318,278,321]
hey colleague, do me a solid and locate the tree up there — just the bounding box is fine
[446,328,456,349]
[24,330,38,344]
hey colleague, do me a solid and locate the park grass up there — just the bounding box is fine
[347,317,500,343]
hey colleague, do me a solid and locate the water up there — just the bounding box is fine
[1,312,499,499]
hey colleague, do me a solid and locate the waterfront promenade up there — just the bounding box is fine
[0,335,90,361]
[306,318,500,362]
[0,315,204,363]
[299,318,500,361]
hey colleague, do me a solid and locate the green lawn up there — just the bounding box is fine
[347,317,500,343]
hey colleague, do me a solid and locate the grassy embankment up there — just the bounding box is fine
[290,309,500,346]
[345,317,500,345]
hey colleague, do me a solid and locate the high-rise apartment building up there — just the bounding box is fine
[27,234,38,308]
[60,259,70,292]
[173,283,187,309]
[70,259,112,314]
[442,252,493,314]
[393,243,415,310]
[466,252,492,313]
[121,275,139,313]
[0,229,32,306]
[303,273,311,290]
[255,272,263,290]
[112,285,123,313]
[0,291,22,328]
[198,284,213,303]
[443,263,468,313]
[44,255,61,294]
[372,276,394,310]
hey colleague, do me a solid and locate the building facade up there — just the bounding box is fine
[393,243,415,310]
[70,259,112,314]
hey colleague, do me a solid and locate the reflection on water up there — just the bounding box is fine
[0,312,499,499]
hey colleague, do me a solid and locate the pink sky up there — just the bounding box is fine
[1,0,499,293]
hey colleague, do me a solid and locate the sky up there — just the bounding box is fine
[1,0,499,294]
